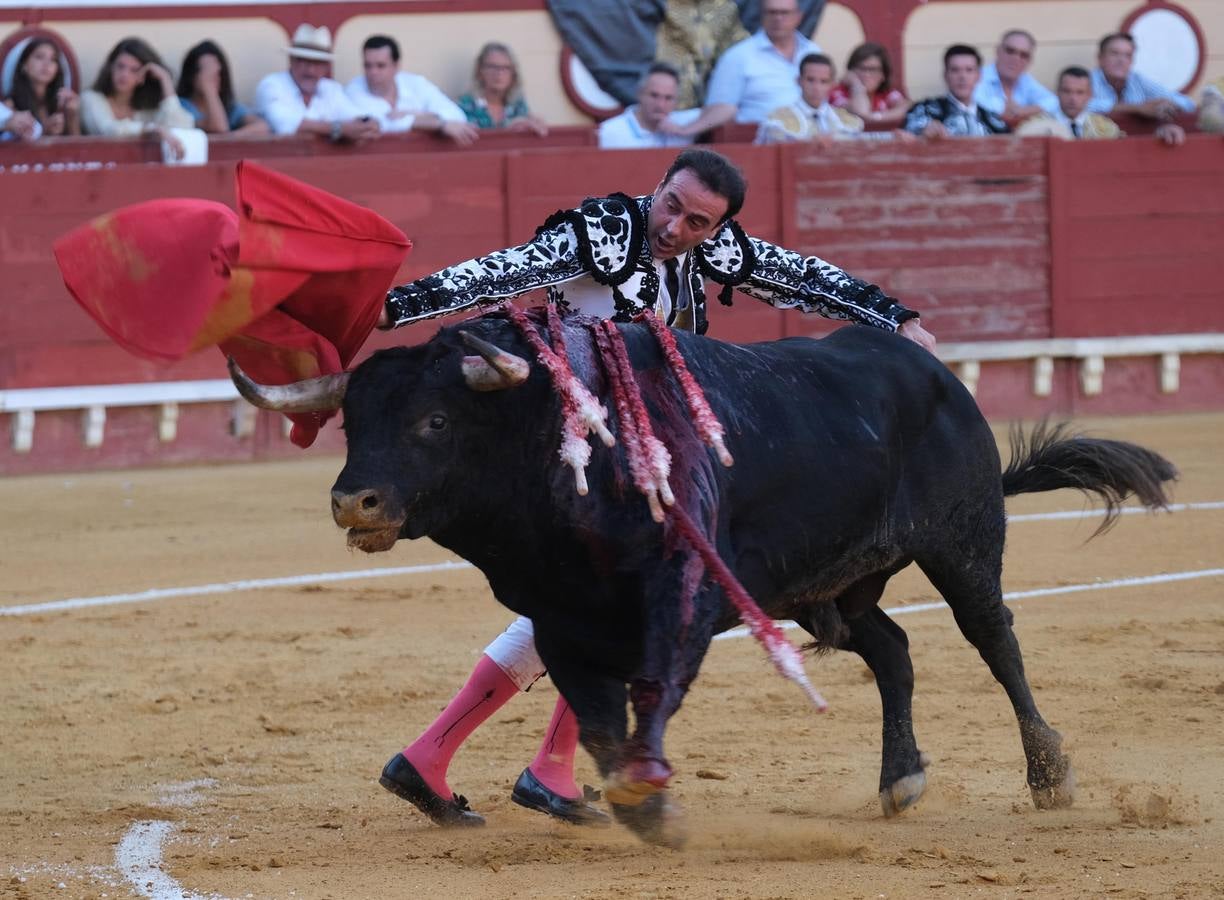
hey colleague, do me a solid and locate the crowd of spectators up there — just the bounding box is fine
[2,10,1219,153]
[0,25,545,150]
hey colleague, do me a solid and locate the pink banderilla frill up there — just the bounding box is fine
[596,320,674,522]
[635,311,734,468]
[502,303,613,495]
[503,306,826,709]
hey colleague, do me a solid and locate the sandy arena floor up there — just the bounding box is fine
[2,413,1223,899]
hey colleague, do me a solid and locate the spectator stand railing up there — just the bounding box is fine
[4,334,1224,454]
[0,379,243,453]
[937,333,1224,398]
[0,126,600,172]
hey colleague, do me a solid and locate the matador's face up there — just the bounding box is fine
[647,169,727,261]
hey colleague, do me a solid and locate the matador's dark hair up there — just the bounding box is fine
[662,149,746,224]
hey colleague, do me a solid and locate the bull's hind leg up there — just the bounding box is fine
[841,606,930,816]
[808,571,929,817]
[918,557,1075,810]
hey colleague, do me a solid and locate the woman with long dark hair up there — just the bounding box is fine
[830,42,909,127]
[80,36,194,145]
[176,40,267,134]
[4,37,80,135]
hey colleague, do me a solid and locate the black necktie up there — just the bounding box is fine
[1071,120,1082,138]
[663,257,681,326]
[664,257,681,305]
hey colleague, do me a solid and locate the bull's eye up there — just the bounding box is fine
[428,413,448,431]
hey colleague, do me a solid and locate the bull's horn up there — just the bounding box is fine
[459,331,530,391]
[227,357,350,412]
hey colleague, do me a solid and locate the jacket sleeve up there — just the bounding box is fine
[736,234,917,330]
[696,222,917,330]
[384,219,588,327]
[155,96,196,130]
[902,98,937,135]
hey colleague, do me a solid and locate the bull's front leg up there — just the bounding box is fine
[536,652,629,781]
[604,577,719,848]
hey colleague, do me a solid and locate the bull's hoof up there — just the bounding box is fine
[880,770,927,818]
[604,773,666,807]
[879,751,930,818]
[605,756,672,807]
[612,794,687,849]
[1031,760,1076,810]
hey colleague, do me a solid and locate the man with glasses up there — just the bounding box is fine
[972,29,1058,126]
[659,0,819,137]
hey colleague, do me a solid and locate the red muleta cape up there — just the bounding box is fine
[53,160,411,447]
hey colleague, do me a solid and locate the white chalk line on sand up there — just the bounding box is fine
[13,501,1221,900]
[117,821,217,900]
[0,560,473,617]
[712,566,1224,641]
[1007,500,1224,522]
[2,501,1220,619]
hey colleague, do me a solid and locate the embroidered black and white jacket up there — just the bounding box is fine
[903,95,1010,137]
[384,193,918,336]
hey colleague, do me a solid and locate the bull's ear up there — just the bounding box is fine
[459,331,529,391]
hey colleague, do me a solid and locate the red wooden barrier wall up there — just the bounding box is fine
[2,135,1223,474]
[1048,136,1224,337]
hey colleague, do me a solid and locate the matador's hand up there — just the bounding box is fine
[898,318,936,354]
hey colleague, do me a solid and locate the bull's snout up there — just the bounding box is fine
[331,487,401,529]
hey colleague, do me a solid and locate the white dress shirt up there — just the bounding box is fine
[705,29,822,123]
[973,63,1059,116]
[255,71,364,135]
[598,106,700,149]
[1087,67,1195,114]
[945,94,994,136]
[344,72,465,133]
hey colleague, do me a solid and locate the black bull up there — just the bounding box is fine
[231,311,1176,846]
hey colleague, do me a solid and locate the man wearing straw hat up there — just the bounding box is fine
[255,23,381,143]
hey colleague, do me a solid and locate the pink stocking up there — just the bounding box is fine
[527,695,581,800]
[401,654,519,798]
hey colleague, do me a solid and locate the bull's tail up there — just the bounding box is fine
[1001,422,1178,535]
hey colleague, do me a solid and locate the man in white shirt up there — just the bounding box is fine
[972,29,1058,125]
[598,62,699,150]
[659,0,819,138]
[345,35,478,145]
[255,23,380,142]
[757,53,864,144]
[1088,32,1195,120]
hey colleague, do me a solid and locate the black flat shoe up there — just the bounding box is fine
[510,767,611,827]
[379,753,485,827]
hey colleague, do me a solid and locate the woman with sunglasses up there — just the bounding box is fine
[830,42,909,127]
